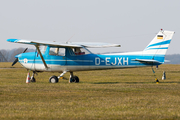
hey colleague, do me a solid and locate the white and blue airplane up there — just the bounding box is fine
[7,29,175,83]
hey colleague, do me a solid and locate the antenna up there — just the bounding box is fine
[66,34,75,44]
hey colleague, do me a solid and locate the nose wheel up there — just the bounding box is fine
[30,71,36,82]
[30,77,36,82]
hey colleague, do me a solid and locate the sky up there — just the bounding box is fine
[0,0,179,54]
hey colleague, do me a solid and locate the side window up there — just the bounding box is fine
[58,48,66,56]
[49,47,65,56]
[73,47,90,55]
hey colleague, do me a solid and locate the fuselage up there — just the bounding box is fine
[16,46,163,72]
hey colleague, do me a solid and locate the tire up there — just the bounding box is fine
[74,76,79,83]
[30,77,36,82]
[49,76,59,83]
[69,77,75,83]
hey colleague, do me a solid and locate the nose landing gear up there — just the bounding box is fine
[30,71,36,82]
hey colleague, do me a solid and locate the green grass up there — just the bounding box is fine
[0,62,22,68]
[0,63,180,119]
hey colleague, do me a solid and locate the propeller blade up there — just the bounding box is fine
[12,48,28,66]
[12,58,18,66]
[23,48,28,53]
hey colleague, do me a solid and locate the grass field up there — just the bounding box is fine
[0,63,180,119]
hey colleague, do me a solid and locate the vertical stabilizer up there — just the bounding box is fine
[143,30,175,63]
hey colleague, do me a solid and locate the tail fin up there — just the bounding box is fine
[143,30,175,63]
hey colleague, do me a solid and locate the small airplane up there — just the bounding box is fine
[7,29,175,83]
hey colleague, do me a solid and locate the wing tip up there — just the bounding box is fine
[7,39,19,43]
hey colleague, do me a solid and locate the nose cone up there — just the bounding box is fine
[12,53,24,66]
[15,54,22,58]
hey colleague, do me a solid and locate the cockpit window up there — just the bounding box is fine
[73,47,91,55]
[49,47,65,56]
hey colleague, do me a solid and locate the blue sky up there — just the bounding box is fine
[0,0,179,54]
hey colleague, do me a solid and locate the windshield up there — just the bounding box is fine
[39,45,47,54]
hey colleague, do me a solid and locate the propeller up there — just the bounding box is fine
[12,48,28,66]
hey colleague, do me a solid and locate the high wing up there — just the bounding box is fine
[7,39,121,48]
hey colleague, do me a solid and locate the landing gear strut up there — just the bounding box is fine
[69,72,79,83]
[58,71,67,79]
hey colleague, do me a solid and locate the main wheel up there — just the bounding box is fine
[49,76,59,83]
[69,77,75,83]
[74,76,79,83]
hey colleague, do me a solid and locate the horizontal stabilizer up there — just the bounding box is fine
[131,59,161,64]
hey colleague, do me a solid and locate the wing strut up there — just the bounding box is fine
[35,45,48,69]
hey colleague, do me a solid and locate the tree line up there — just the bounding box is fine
[0,48,34,62]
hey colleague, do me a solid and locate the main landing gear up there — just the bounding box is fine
[49,71,79,83]
[69,72,79,83]
[49,75,59,83]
